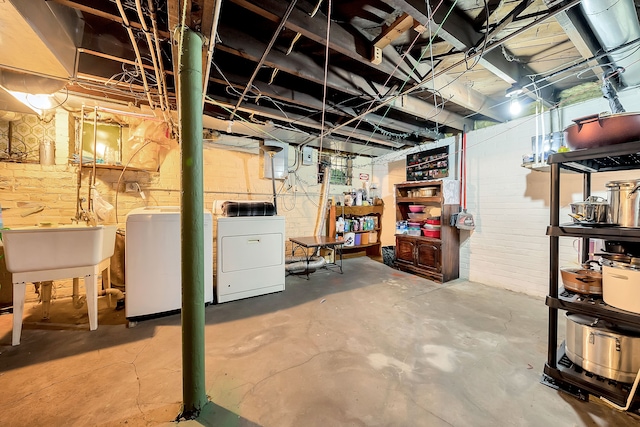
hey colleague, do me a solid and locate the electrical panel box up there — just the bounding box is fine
[302,146,314,165]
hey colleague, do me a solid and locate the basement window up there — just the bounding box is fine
[76,121,125,165]
[317,153,352,186]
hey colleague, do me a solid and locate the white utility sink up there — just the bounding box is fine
[2,224,117,345]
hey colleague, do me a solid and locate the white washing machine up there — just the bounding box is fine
[125,206,213,319]
[216,215,285,303]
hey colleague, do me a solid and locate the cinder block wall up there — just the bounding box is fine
[374,92,640,297]
[0,109,373,304]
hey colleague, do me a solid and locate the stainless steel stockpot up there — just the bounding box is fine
[606,180,640,227]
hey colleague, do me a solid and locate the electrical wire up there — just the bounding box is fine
[464,0,489,71]
[328,0,583,147]
[114,0,157,111]
[342,0,457,148]
[114,139,155,222]
[318,0,332,158]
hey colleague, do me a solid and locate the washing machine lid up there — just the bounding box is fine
[126,206,212,224]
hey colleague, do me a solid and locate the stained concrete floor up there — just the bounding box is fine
[0,257,638,426]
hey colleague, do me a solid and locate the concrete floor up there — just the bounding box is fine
[0,257,638,426]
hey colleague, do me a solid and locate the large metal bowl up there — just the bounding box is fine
[564,112,640,149]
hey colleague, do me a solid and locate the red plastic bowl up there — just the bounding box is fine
[409,205,425,213]
[422,229,441,238]
[426,218,441,225]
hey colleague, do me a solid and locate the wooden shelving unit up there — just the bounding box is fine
[327,204,383,259]
[394,180,459,283]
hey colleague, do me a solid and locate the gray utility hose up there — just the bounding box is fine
[285,256,326,274]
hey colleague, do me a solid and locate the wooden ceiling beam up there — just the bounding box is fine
[228,0,416,84]
[216,24,363,96]
[206,94,405,148]
[373,13,414,49]
[216,24,472,131]
[167,0,182,94]
[389,0,557,103]
[207,73,432,137]
[50,0,171,38]
[350,22,506,122]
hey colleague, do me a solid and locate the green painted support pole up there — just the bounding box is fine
[179,29,207,418]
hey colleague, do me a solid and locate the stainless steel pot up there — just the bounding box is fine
[565,313,640,383]
[606,180,640,227]
[569,196,609,223]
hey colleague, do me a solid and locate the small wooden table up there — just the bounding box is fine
[289,236,344,278]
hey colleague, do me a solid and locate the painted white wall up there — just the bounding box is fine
[375,90,640,297]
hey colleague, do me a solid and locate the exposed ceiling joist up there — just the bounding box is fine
[389,0,558,103]
[552,6,606,81]
[349,19,506,122]
[208,72,431,137]
[206,96,406,149]
[401,54,507,122]
[51,0,171,38]
[229,0,419,85]
[332,68,475,131]
[216,23,469,132]
[2,0,631,158]
[215,25,364,96]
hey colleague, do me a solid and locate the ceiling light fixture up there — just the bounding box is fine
[4,89,54,115]
[505,83,523,98]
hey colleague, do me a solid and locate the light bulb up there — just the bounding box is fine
[509,98,521,115]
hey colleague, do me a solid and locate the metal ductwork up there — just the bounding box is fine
[0,70,66,94]
[581,0,640,89]
[0,110,22,121]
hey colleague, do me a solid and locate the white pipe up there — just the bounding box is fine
[147,0,171,116]
[600,366,640,411]
[135,0,167,113]
[201,0,223,109]
[541,105,546,158]
[99,288,125,301]
[114,0,156,110]
[535,103,539,163]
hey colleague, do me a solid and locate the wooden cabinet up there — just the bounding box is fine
[394,181,459,283]
[327,204,383,259]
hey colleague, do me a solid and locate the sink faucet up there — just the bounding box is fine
[72,198,97,226]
